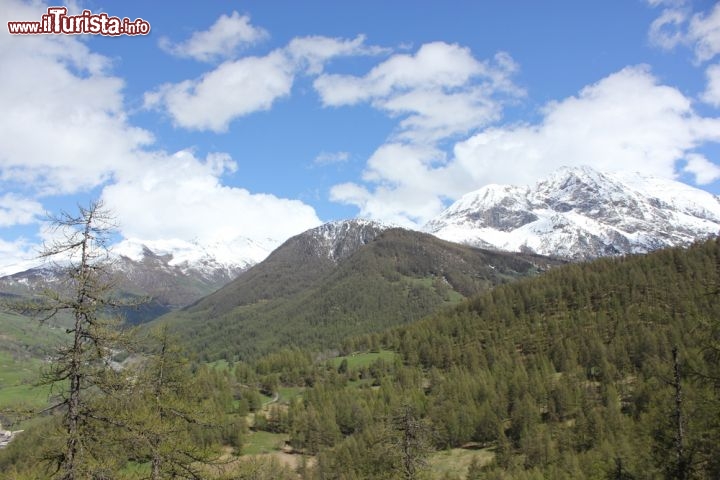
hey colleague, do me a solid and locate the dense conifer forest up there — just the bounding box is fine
[163,228,558,362]
[2,237,720,478]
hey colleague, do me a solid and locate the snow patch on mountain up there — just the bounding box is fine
[303,219,392,261]
[114,237,274,279]
[425,166,720,260]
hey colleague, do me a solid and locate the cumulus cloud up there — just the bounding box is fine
[159,11,268,62]
[684,153,720,184]
[452,66,719,182]
[702,63,720,106]
[649,8,689,50]
[330,143,450,226]
[0,0,323,273]
[315,42,489,104]
[0,237,39,276]
[287,34,387,75]
[0,194,44,227]
[145,51,294,132]
[146,34,384,132]
[0,1,153,195]
[102,150,321,245]
[331,66,720,227]
[648,3,720,62]
[314,43,523,143]
[690,3,720,62]
[646,0,688,6]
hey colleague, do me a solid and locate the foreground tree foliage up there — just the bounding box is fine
[0,203,236,479]
[110,326,230,479]
[3,201,134,479]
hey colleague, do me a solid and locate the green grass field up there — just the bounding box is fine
[328,349,397,371]
[0,351,57,409]
[207,359,231,371]
[428,447,495,478]
[242,431,288,455]
[277,386,304,404]
[0,311,66,409]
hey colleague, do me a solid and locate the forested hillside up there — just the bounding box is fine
[275,237,720,478]
[162,228,557,361]
[3,238,720,479]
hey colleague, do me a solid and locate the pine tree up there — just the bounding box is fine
[8,201,132,479]
[391,403,433,480]
[117,325,224,479]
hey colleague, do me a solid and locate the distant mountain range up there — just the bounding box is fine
[2,166,718,328]
[0,237,273,323]
[425,166,720,260]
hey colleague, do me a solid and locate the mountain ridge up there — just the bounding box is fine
[0,238,268,322]
[162,222,560,360]
[425,165,720,260]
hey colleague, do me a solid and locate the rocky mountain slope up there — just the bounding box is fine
[425,166,720,260]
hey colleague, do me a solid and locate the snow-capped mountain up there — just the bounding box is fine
[113,237,272,282]
[181,219,393,316]
[300,219,391,262]
[425,166,720,260]
[0,236,276,317]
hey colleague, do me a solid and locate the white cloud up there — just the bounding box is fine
[649,8,689,50]
[702,63,720,106]
[314,44,523,143]
[315,42,506,104]
[146,34,384,132]
[684,153,720,184]
[159,11,268,62]
[453,65,720,186]
[330,143,450,226]
[0,194,44,227]
[0,0,153,195]
[330,182,446,229]
[0,0,323,272]
[646,0,688,6]
[648,3,720,62]
[382,86,505,143]
[145,51,294,132]
[287,34,387,75]
[102,150,321,245]
[691,3,720,62]
[331,66,720,227]
[313,151,350,166]
[0,237,39,276]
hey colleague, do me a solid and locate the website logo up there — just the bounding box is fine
[8,6,150,36]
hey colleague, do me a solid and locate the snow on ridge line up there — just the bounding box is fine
[0,237,277,279]
[114,237,275,268]
[0,258,43,278]
[426,165,720,260]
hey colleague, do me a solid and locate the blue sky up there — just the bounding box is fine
[1,0,720,271]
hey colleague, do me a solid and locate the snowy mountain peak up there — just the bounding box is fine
[0,236,278,316]
[303,219,391,261]
[426,166,720,260]
[114,236,273,277]
[543,164,608,185]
